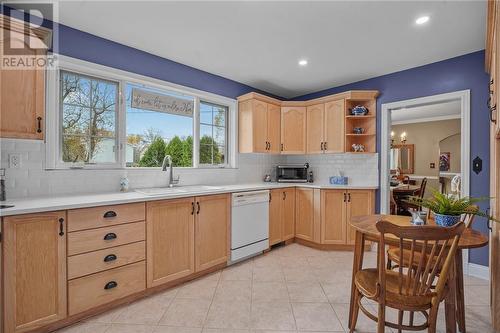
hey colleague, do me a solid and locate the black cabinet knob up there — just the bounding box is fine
[104,281,118,290]
[103,254,117,262]
[103,232,117,241]
[103,211,117,218]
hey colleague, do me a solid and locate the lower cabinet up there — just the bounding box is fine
[147,198,195,287]
[195,194,230,271]
[320,189,375,245]
[269,188,296,246]
[147,194,229,286]
[3,211,67,333]
[295,188,319,241]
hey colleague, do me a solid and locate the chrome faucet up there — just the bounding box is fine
[161,155,179,188]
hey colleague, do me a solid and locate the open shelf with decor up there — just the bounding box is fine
[344,95,377,153]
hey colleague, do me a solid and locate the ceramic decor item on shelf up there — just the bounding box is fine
[350,105,369,116]
[353,127,365,134]
[352,143,365,152]
[405,189,499,227]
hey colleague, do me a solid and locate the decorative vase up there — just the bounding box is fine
[434,213,461,227]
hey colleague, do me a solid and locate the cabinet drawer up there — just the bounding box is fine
[68,203,145,232]
[68,222,145,256]
[68,261,145,315]
[68,241,146,279]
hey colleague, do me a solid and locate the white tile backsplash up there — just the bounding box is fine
[1,138,378,199]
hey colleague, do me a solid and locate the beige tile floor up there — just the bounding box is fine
[58,243,493,333]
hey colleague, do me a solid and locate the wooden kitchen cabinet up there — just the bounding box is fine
[281,106,307,154]
[306,100,344,154]
[306,103,325,154]
[269,188,296,246]
[320,190,347,244]
[3,211,67,333]
[238,97,281,153]
[0,16,50,140]
[324,99,345,153]
[295,188,315,241]
[146,198,195,287]
[346,189,375,244]
[269,189,283,246]
[195,194,230,271]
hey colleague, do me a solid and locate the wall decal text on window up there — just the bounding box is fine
[131,88,194,117]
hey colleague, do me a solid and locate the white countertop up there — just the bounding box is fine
[0,183,378,217]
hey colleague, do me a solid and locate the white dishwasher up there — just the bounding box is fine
[230,190,269,263]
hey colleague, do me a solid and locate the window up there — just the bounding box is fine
[48,58,235,169]
[60,71,118,164]
[125,83,194,167]
[200,101,227,166]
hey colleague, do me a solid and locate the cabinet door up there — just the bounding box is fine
[238,99,268,153]
[195,194,230,271]
[269,189,282,246]
[324,99,345,153]
[282,187,296,240]
[281,106,307,154]
[295,188,314,241]
[4,212,67,333]
[346,190,374,244]
[146,198,195,287]
[267,103,281,153]
[0,28,45,140]
[320,190,347,244]
[306,104,325,154]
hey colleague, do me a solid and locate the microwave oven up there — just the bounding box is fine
[276,164,309,183]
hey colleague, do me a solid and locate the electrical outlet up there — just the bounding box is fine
[9,154,21,169]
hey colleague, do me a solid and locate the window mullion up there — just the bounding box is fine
[193,97,200,168]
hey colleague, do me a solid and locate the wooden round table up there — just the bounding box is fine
[348,214,488,333]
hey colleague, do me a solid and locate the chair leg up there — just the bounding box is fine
[409,311,414,327]
[397,310,403,333]
[386,258,392,270]
[377,303,386,333]
[428,304,439,333]
[349,290,361,333]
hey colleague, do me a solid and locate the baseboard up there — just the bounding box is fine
[466,262,490,281]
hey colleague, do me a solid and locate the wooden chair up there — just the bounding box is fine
[406,177,427,211]
[350,220,465,333]
[387,206,477,269]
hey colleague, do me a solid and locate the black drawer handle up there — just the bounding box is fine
[103,211,117,218]
[36,116,42,133]
[103,232,117,241]
[104,281,118,290]
[103,254,117,262]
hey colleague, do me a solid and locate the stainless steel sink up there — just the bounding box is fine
[135,185,222,196]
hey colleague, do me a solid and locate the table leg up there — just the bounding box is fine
[348,230,365,329]
[455,250,466,333]
[445,255,458,333]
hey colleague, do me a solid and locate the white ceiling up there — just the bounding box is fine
[391,100,461,125]
[29,1,488,98]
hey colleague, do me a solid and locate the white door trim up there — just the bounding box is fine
[381,90,472,267]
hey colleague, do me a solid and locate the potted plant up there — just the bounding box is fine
[405,189,498,227]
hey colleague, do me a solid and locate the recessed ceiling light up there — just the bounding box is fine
[415,16,429,25]
[298,59,308,66]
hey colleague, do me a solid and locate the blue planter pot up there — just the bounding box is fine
[434,213,461,227]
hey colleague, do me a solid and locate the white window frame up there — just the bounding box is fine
[46,55,238,170]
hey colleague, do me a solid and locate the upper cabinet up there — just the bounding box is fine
[238,91,378,155]
[306,100,345,154]
[281,106,307,154]
[238,95,281,153]
[0,15,51,140]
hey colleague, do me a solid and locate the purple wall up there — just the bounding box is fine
[2,6,282,100]
[293,51,491,266]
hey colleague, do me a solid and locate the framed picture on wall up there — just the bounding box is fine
[439,152,450,171]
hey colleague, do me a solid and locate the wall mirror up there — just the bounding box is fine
[390,144,414,174]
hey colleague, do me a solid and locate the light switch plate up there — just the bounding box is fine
[9,154,21,169]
